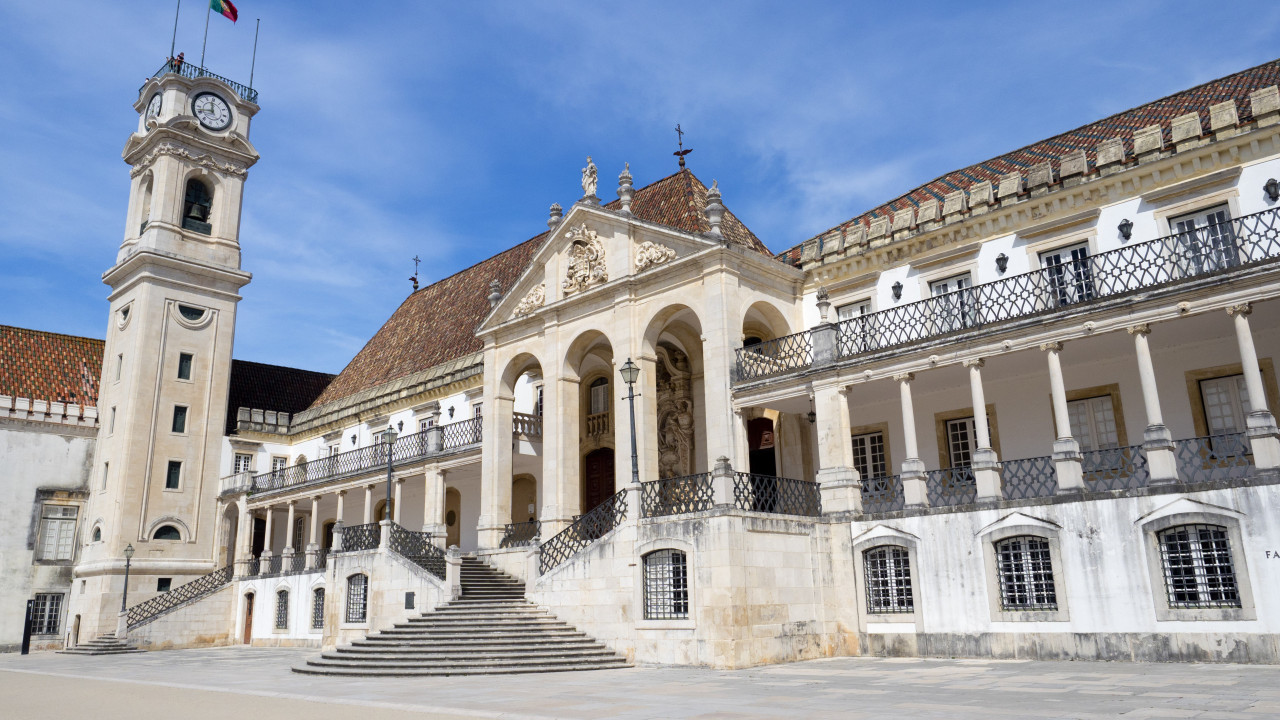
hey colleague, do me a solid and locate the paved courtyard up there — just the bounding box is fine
[2,647,1279,719]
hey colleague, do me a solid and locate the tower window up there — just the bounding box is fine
[177,352,194,380]
[165,460,182,489]
[109,407,117,434]
[157,578,172,592]
[178,305,205,322]
[152,524,181,540]
[172,405,188,433]
[91,525,102,542]
[115,354,123,381]
[182,178,213,235]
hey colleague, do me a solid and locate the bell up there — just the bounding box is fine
[186,203,209,222]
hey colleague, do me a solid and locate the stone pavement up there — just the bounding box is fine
[2,647,1279,719]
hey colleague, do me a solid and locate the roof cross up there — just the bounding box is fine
[410,255,421,292]
[674,124,692,168]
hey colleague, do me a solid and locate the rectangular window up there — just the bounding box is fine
[30,593,63,635]
[165,460,182,490]
[473,403,483,418]
[115,354,123,382]
[38,505,78,561]
[535,385,545,417]
[836,299,872,321]
[293,517,306,550]
[157,578,172,592]
[101,462,109,491]
[851,431,887,480]
[177,352,194,380]
[995,536,1058,610]
[271,456,287,472]
[643,549,689,620]
[1170,204,1238,274]
[233,453,252,474]
[1159,524,1241,609]
[275,590,290,630]
[929,273,975,332]
[1067,395,1119,452]
[589,380,610,415]
[864,546,913,613]
[1039,241,1094,306]
[419,419,431,432]
[1199,374,1251,435]
[945,417,976,468]
[312,588,326,629]
[109,407,116,434]
[172,405,188,433]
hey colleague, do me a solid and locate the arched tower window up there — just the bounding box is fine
[152,524,182,541]
[182,178,213,235]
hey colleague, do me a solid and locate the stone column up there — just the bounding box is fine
[1129,324,1178,482]
[1043,342,1084,492]
[1228,304,1280,468]
[393,477,404,524]
[363,484,373,525]
[479,392,515,549]
[260,505,274,565]
[305,496,320,569]
[554,376,582,530]
[732,407,751,472]
[235,502,253,576]
[964,359,1001,500]
[335,490,346,525]
[897,373,929,506]
[284,500,296,552]
[813,382,862,513]
[711,455,736,507]
[423,466,447,546]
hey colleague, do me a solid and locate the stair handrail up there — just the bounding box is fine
[388,522,446,579]
[126,564,233,629]
[539,490,628,574]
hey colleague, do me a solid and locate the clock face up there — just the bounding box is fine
[145,92,162,124]
[191,92,232,131]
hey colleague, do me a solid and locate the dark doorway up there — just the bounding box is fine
[583,448,616,513]
[251,516,266,557]
[747,417,777,476]
[242,594,254,644]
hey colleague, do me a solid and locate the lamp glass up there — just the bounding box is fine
[124,543,135,559]
[381,425,398,445]
[619,358,640,385]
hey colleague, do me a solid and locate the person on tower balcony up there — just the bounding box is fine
[170,52,185,74]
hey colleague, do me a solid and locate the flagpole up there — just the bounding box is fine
[249,18,260,88]
[200,5,211,67]
[169,0,181,61]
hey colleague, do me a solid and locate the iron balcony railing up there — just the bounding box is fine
[1082,444,1150,491]
[499,521,541,548]
[245,557,261,577]
[314,548,330,569]
[127,565,232,629]
[1174,433,1254,483]
[265,554,283,575]
[641,473,715,517]
[1001,456,1057,501]
[441,415,484,448]
[512,412,543,438]
[925,467,977,507]
[735,331,814,382]
[340,522,380,553]
[732,473,822,516]
[860,474,904,513]
[540,490,628,574]
[142,59,259,104]
[388,522,445,579]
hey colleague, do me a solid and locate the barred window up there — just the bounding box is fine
[31,593,63,635]
[995,536,1057,610]
[1159,524,1241,609]
[346,574,368,623]
[863,545,913,613]
[312,587,325,629]
[643,549,689,620]
[275,589,289,629]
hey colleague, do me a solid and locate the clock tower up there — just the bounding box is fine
[71,62,260,638]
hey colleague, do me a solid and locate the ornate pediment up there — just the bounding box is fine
[635,241,676,272]
[514,283,545,316]
[562,222,608,296]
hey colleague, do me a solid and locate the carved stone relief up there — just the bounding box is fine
[635,241,677,272]
[514,283,545,316]
[561,223,608,295]
[656,343,695,478]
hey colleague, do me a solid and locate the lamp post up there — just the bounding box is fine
[120,543,135,612]
[380,425,399,524]
[619,359,641,487]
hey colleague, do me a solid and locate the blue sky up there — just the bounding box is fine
[2,1,1278,374]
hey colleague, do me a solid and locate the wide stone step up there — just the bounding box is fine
[359,631,589,643]
[304,655,629,671]
[346,639,604,652]
[325,647,619,662]
[294,660,629,677]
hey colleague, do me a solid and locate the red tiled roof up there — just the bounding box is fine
[778,57,1280,266]
[603,169,773,256]
[0,326,104,405]
[224,360,335,433]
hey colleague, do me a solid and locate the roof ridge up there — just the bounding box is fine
[410,231,549,297]
[0,324,104,345]
[231,358,335,377]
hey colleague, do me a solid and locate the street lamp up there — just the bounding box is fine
[380,425,399,524]
[120,543,135,612]
[619,358,641,487]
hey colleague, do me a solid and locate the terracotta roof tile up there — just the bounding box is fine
[224,360,335,433]
[603,169,773,256]
[0,326,104,405]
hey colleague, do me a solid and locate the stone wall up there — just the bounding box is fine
[128,584,236,650]
[322,547,447,650]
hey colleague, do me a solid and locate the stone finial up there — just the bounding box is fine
[548,202,563,230]
[816,287,831,323]
[617,162,634,215]
[704,180,725,236]
[487,279,502,308]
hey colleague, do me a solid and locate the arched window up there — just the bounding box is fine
[589,377,610,415]
[91,525,102,542]
[346,574,368,623]
[311,587,325,630]
[994,536,1057,610]
[152,524,182,541]
[182,178,212,234]
[863,545,913,613]
[642,549,688,620]
[275,589,289,630]
[1158,524,1240,608]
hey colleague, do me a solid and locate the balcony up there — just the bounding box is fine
[141,59,258,104]
[586,412,611,438]
[513,412,542,438]
[735,207,1280,383]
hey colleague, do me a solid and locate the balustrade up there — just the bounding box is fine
[731,473,822,516]
[540,491,628,574]
[340,522,380,553]
[499,520,541,548]
[1174,433,1254,483]
[925,467,977,507]
[143,59,258,103]
[860,474,904,514]
[641,473,714,517]
[126,565,233,629]
[512,412,542,438]
[586,412,611,438]
[1001,456,1057,501]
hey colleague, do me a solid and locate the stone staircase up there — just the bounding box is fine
[58,633,145,655]
[295,556,629,676]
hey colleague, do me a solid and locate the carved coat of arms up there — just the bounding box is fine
[562,223,608,295]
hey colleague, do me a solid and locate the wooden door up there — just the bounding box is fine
[583,448,616,513]
[242,594,254,644]
[445,488,461,548]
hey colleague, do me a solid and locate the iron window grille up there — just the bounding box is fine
[312,587,325,629]
[275,589,289,629]
[1158,524,1241,609]
[31,593,63,635]
[863,546,913,613]
[345,574,368,623]
[995,536,1058,610]
[643,549,689,620]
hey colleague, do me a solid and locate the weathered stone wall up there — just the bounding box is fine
[322,548,447,650]
[128,584,236,650]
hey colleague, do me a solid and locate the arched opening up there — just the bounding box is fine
[322,521,336,550]
[72,615,81,648]
[445,487,461,548]
[511,474,537,523]
[140,174,154,232]
[182,177,213,234]
[374,498,395,523]
[91,525,102,542]
[152,524,182,541]
[583,447,616,512]
[643,305,707,476]
[564,330,616,515]
[500,353,546,535]
[251,514,266,558]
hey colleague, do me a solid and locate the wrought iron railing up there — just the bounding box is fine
[1082,445,1149,491]
[441,416,483,449]
[288,552,307,574]
[735,332,815,382]
[313,548,330,569]
[1174,433,1254,483]
[512,412,542,438]
[499,521,541,548]
[219,470,253,496]
[1001,456,1058,501]
[127,565,233,629]
[732,473,822,516]
[860,474,904,513]
[642,473,715,517]
[341,522,380,553]
[265,554,283,575]
[540,490,628,574]
[586,412,611,438]
[388,522,445,579]
[926,467,977,507]
[832,207,1280,361]
[245,557,261,577]
[142,59,259,104]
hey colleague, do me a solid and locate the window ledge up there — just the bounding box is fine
[637,619,695,631]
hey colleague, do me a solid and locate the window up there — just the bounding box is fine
[91,526,102,542]
[101,462,110,491]
[1170,204,1237,273]
[153,524,181,540]
[837,299,876,353]
[1158,524,1241,609]
[929,273,976,332]
[589,378,610,415]
[177,352,193,380]
[1039,241,1094,308]
[30,593,63,635]
[994,536,1058,610]
[293,517,306,551]
[863,545,913,613]
[171,405,187,433]
[109,407,116,434]
[271,456,287,474]
[1067,395,1120,451]
[642,549,689,620]
[837,299,872,322]
[1199,375,1251,435]
[37,505,78,561]
[851,431,887,480]
[177,304,205,321]
[115,354,123,382]
[275,589,289,630]
[346,574,368,623]
[234,453,252,474]
[165,460,182,489]
[472,402,483,418]
[157,578,172,592]
[312,588,325,629]
[535,385,544,417]
[419,418,433,432]
[945,417,976,468]
[182,178,213,234]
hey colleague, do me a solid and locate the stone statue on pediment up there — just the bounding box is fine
[581,156,598,199]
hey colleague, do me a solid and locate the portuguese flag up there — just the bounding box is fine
[211,0,238,23]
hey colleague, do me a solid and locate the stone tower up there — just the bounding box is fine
[70,62,259,637]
